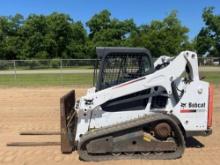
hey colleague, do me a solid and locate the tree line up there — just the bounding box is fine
[0,7,219,60]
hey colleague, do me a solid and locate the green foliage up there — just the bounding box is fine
[49,59,60,68]
[195,7,220,56]
[0,9,217,59]
[0,14,24,60]
[128,11,191,57]
[86,10,137,56]
[17,13,87,59]
[0,12,87,60]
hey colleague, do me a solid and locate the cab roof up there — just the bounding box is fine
[96,47,151,59]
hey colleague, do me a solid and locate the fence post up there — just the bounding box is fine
[13,60,17,81]
[60,59,63,85]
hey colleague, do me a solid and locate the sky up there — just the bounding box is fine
[0,0,219,39]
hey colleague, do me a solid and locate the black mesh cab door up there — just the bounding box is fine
[96,47,154,91]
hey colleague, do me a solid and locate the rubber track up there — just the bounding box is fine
[78,113,185,161]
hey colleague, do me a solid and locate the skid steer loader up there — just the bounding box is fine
[60,47,213,161]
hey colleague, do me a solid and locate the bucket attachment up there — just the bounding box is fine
[60,90,77,153]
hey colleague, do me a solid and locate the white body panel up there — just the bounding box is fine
[74,51,210,141]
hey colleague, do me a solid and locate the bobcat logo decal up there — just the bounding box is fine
[181,103,186,108]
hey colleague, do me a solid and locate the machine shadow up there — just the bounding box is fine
[185,137,204,148]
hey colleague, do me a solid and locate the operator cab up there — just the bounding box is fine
[94,47,154,91]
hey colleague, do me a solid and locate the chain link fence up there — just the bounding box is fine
[0,57,219,87]
[0,59,97,86]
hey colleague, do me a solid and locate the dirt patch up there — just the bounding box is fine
[0,87,219,165]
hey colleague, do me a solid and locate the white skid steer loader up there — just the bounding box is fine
[60,47,213,161]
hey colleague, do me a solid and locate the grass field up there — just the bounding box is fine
[0,73,93,87]
[0,71,219,87]
[200,72,220,85]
